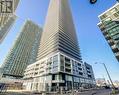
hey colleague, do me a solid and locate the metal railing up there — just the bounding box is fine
[0,83,7,94]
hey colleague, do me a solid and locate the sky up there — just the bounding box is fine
[0,0,119,81]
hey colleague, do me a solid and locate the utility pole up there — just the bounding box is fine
[102,63,115,89]
[95,62,115,89]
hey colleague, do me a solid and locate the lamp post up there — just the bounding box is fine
[95,62,115,89]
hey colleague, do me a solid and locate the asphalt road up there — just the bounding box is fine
[0,89,114,95]
[77,89,112,95]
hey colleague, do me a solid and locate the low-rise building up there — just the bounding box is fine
[23,54,95,91]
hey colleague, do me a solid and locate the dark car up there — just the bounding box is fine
[103,86,111,89]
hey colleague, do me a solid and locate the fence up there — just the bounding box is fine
[0,83,7,94]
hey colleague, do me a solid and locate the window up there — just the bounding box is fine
[41,61,45,64]
[35,68,39,70]
[100,14,107,20]
[78,67,82,71]
[88,75,92,78]
[77,63,81,66]
[114,13,119,17]
[46,75,52,81]
[59,74,63,80]
[60,66,64,72]
[74,77,79,82]
[110,8,116,14]
[80,78,85,83]
[87,71,91,73]
[60,55,64,71]
[53,55,58,62]
[65,64,70,67]
[65,68,71,73]
[79,72,83,76]
[72,60,74,65]
[86,67,90,70]
[65,57,70,63]
[53,61,58,67]
[54,75,58,80]
[60,55,64,65]
[34,72,38,75]
[47,57,52,64]
[53,55,58,68]
[66,75,72,81]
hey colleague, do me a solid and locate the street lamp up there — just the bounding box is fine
[95,62,115,89]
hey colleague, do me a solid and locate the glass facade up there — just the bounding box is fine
[0,0,20,43]
[0,15,17,43]
[1,20,42,78]
[52,55,58,73]
[98,3,119,61]
[37,0,82,61]
[24,53,95,91]
[24,0,95,91]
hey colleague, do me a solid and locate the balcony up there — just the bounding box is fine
[112,45,119,52]
[65,64,71,69]
[105,35,111,40]
[108,40,115,46]
[65,68,71,73]
[103,31,108,35]
[111,45,116,49]
[115,52,119,56]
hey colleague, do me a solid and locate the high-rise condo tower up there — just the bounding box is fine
[24,0,95,91]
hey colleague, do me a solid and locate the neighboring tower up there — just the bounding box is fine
[0,15,17,43]
[24,0,95,92]
[1,20,42,78]
[0,0,20,43]
[98,3,119,62]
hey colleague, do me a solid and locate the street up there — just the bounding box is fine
[77,89,112,95]
[0,89,114,95]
